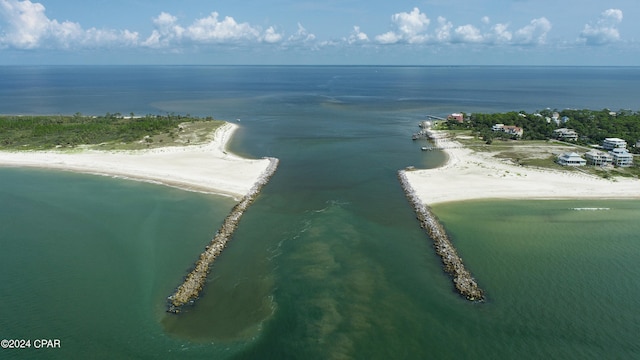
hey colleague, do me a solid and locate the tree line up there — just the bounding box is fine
[443,109,640,153]
[0,113,216,149]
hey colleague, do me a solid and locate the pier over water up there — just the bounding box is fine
[398,170,485,302]
[167,157,280,313]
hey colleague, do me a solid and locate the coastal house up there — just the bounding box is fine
[557,152,586,166]
[602,138,627,150]
[491,124,524,137]
[553,128,578,141]
[502,125,523,137]
[448,113,464,123]
[609,148,634,167]
[492,123,523,138]
[584,150,613,166]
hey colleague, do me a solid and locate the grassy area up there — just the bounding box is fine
[442,129,639,179]
[0,114,225,151]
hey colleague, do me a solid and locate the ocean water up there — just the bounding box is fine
[1,66,639,359]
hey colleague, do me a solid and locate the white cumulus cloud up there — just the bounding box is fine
[453,24,484,43]
[0,0,139,49]
[579,9,623,45]
[287,23,316,43]
[0,0,284,51]
[434,16,452,42]
[185,12,261,43]
[346,26,368,44]
[143,11,285,47]
[513,17,551,45]
[491,23,512,43]
[142,12,184,48]
[375,7,430,44]
[371,8,552,47]
[263,26,283,43]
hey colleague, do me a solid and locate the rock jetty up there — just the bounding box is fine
[398,170,485,302]
[167,157,279,313]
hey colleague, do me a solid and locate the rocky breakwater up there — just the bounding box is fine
[167,157,280,313]
[398,170,485,301]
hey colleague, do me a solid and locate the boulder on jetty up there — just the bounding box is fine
[398,170,485,302]
[167,157,279,313]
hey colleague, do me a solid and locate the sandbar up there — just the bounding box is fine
[404,131,640,205]
[0,122,272,199]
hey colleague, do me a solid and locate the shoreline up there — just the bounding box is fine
[404,130,640,206]
[0,122,271,199]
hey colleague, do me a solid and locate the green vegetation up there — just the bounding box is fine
[0,113,225,150]
[435,110,639,179]
[443,108,640,153]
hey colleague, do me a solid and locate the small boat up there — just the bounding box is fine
[421,146,430,151]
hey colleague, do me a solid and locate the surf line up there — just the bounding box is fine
[167,157,280,314]
[398,170,485,302]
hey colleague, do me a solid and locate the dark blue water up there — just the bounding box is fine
[2,66,639,116]
[1,66,639,359]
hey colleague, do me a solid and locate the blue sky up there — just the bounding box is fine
[0,0,638,65]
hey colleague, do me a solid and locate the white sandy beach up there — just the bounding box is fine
[0,123,271,199]
[404,131,640,205]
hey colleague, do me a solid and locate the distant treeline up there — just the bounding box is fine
[444,109,640,153]
[0,113,216,149]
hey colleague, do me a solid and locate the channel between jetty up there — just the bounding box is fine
[398,169,485,302]
[167,157,279,313]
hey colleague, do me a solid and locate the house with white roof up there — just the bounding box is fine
[584,150,612,166]
[557,152,586,166]
[609,148,634,167]
[602,138,627,150]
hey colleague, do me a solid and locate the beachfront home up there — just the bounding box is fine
[584,150,612,166]
[609,148,634,167]
[602,138,627,150]
[448,113,464,123]
[553,128,578,141]
[557,152,586,166]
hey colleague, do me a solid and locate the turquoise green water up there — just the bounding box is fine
[0,168,242,358]
[3,167,639,359]
[435,200,640,358]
